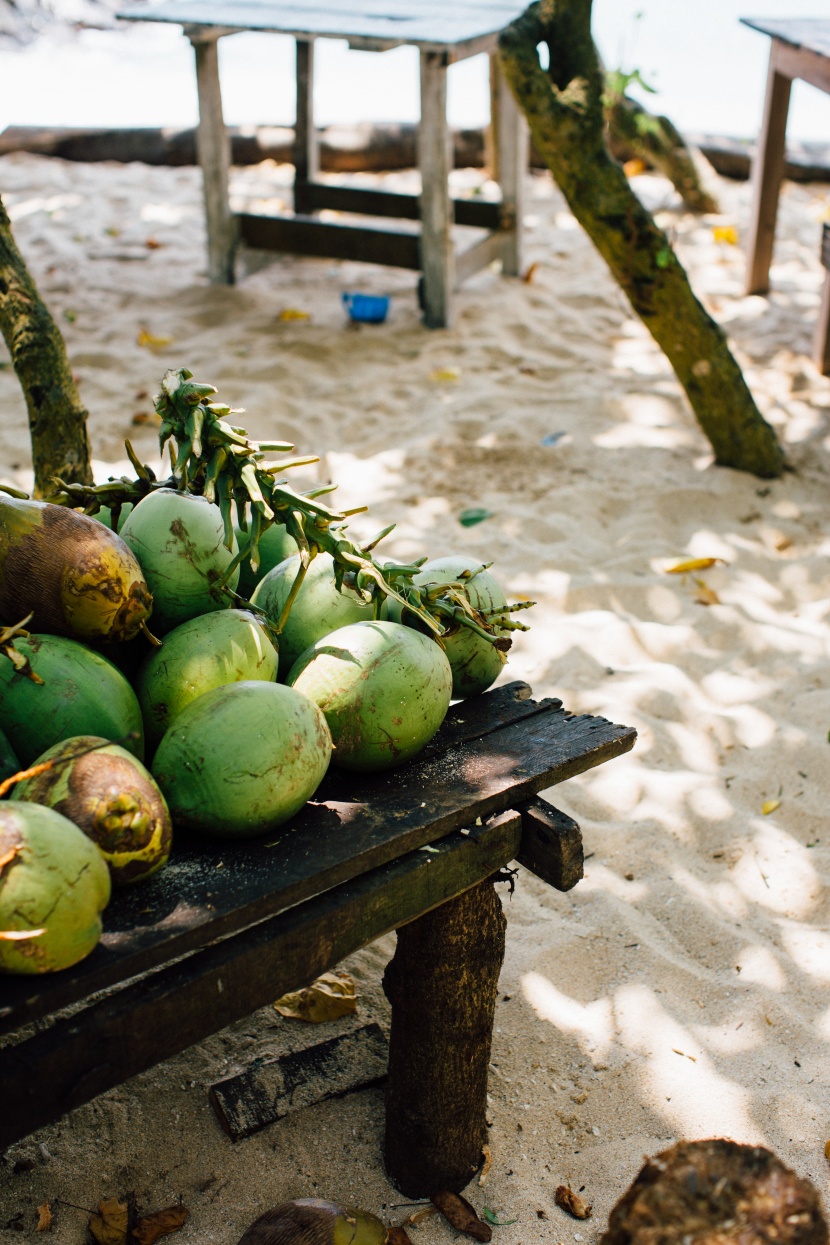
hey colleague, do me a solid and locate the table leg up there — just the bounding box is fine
[813,270,830,375]
[745,44,792,295]
[191,34,235,285]
[383,877,506,1195]
[294,39,320,216]
[419,50,454,329]
[492,54,528,277]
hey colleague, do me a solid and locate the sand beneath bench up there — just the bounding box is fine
[0,152,829,1243]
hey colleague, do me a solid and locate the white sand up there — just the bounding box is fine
[0,152,829,1242]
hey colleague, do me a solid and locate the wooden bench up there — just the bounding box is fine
[742,18,830,373]
[116,0,530,329]
[0,682,635,1194]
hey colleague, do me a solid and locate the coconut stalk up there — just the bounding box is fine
[0,195,92,495]
[498,1,785,479]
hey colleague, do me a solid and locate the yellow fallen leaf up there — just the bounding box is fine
[89,1198,128,1245]
[429,366,461,382]
[762,799,781,816]
[277,308,310,321]
[623,158,648,177]
[137,328,173,351]
[131,1205,189,1244]
[694,578,721,606]
[665,557,721,574]
[36,1203,52,1232]
[713,225,738,245]
[522,261,539,284]
[274,970,358,1022]
[825,1139,830,1161]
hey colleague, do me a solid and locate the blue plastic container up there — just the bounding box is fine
[342,292,390,324]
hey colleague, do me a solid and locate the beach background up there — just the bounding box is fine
[1,5,830,1243]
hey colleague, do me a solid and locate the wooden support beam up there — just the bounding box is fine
[813,269,830,375]
[294,39,320,216]
[745,47,792,295]
[418,50,454,328]
[296,181,503,230]
[493,52,528,276]
[454,230,506,287]
[237,212,422,268]
[516,796,583,892]
[191,33,235,284]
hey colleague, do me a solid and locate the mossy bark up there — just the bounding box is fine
[0,195,92,495]
[383,879,506,1195]
[605,92,719,214]
[499,1,785,479]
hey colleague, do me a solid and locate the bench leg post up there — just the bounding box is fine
[383,877,505,1195]
[418,50,454,329]
[294,39,319,216]
[492,54,527,277]
[745,45,791,296]
[192,34,235,285]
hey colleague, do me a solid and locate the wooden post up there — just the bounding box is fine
[813,270,830,375]
[294,39,319,216]
[418,50,454,328]
[191,33,235,284]
[383,879,506,1195]
[745,45,792,295]
[493,53,528,277]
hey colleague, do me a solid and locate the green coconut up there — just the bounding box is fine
[120,488,239,633]
[237,1200,387,1245]
[13,736,172,886]
[287,620,452,772]
[234,519,298,598]
[0,634,144,766]
[390,556,509,698]
[135,608,279,753]
[152,681,332,838]
[0,802,111,973]
[251,552,377,679]
[0,725,19,787]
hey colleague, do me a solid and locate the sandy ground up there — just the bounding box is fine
[1,150,829,1243]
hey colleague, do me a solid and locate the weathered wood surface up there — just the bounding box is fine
[418,49,453,327]
[293,40,319,215]
[493,53,528,275]
[192,35,236,283]
[209,1022,389,1141]
[290,182,504,230]
[0,682,634,1034]
[744,48,792,296]
[741,18,830,63]
[237,212,422,268]
[516,795,583,892]
[0,811,522,1150]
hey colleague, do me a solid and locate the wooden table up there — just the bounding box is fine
[116,0,529,328]
[0,682,634,1193]
[742,18,830,372]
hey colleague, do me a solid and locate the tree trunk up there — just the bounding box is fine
[383,879,506,1196]
[0,195,92,495]
[605,93,719,214]
[499,1,785,479]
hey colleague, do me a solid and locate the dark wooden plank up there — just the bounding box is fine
[0,811,521,1149]
[744,48,792,296]
[237,212,422,268]
[420,680,560,758]
[0,697,635,1033]
[298,182,503,230]
[516,796,583,892]
[209,1022,388,1141]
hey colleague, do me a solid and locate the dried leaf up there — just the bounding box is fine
[522,262,539,284]
[274,971,358,1022]
[145,237,165,250]
[0,928,45,940]
[277,308,310,321]
[429,367,461,382]
[89,1198,129,1245]
[481,1208,517,1227]
[824,1139,830,1161]
[386,1227,414,1245]
[554,1186,592,1220]
[623,158,648,177]
[694,579,721,606]
[401,1207,437,1228]
[665,557,721,574]
[137,328,174,351]
[36,1203,52,1232]
[459,508,493,528]
[712,224,739,245]
[131,1205,189,1244]
[762,799,781,816]
[431,1191,492,1242]
[131,411,160,426]
[479,1143,493,1186]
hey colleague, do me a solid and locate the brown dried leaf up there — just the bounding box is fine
[431,1191,492,1242]
[36,1203,52,1232]
[400,1206,437,1228]
[274,971,358,1022]
[522,261,539,284]
[89,1198,129,1245]
[386,1227,414,1245]
[479,1143,493,1186]
[554,1186,592,1220]
[131,1205,189,1244]
[693,578,721,606]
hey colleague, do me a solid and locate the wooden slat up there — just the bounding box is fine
[192,35,236,283]
[237,212,422,268]
[0,689,636,1033]
[774,38,830,95]
[0,811,522,1150]
[419,49,453,327]
[516,796,583,892]
[297,182,503,230]
[455,230,506,287]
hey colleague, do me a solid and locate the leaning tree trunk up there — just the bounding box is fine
[0,195,92,495]
[499,1,785,479]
